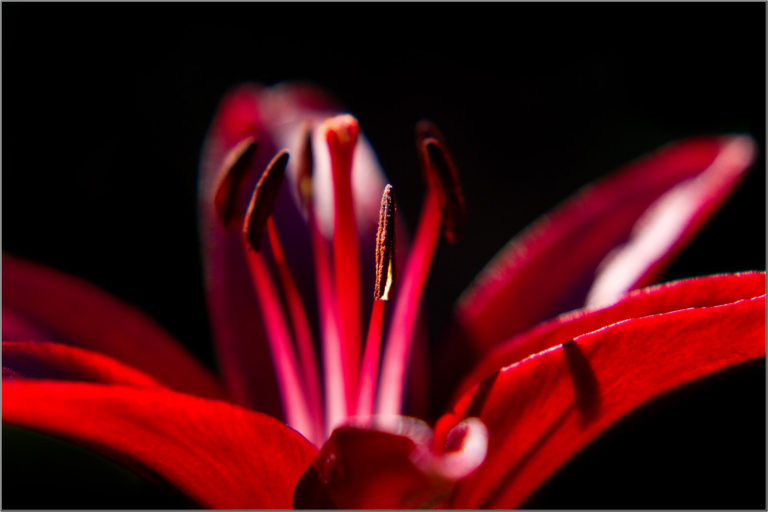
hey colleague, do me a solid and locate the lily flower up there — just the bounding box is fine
[2,83,764,509]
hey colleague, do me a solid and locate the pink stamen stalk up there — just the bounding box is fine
[323,115,363,403]
[296,125,349,435]
[309,208,349,435]
[241,149,316,443]
[357,184,396,417]
[376,188,443,417]
[243,248,315,442]
[266,218,324,440]
[356,298,386,417]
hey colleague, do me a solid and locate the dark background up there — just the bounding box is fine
[2,2,765,508]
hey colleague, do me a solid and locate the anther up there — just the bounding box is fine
[424,140,466,244]
[213,137,258,225]
[374,184,397,301]
[416,123,466,244]
[243,150,290,251]
[295,123,314,211]
[415,119,448,149]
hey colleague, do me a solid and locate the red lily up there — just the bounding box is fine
[2,83,764,509]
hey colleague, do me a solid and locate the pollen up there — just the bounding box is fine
[243,150,290,251]
[295,124,314,211]
[213,136,258,225]
[374,184,396,301]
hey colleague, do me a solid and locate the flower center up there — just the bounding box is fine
[221,115,464,446]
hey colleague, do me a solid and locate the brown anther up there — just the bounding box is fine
[295,123,314,211]
[417,126,466,244]
[213,137,259,226]
[415,119,448,149]
[243,150,290,251]
[374,184,396,301]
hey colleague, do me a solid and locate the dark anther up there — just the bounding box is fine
[243,150,290,251]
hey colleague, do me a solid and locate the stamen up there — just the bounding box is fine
[424,140,465,244]
[415,119,448,149]
[242,150,314,442]
[322,115,363,405]
[213,136,258,225]
[356,185,397,417]
[295,123,314,212]
[266,218,324,442]
[242,150,289,250]
[356,300,386,418]
[374,184,396,301]
[376,125,465,417]
[416,122,466,244]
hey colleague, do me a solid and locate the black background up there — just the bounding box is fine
[2,2,766,508]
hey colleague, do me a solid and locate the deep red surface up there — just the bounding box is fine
[448,292,766,508]
[3,381,317,508]
[455,137,755,354]
[2,256,223,399]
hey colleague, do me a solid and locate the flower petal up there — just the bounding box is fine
[453,272,766,400]
[2,380,318,508]
[447,292,766,508]
[2,341,163,388]
[293,416,487,509]
[454,136,756,354]
[2,255,224,399]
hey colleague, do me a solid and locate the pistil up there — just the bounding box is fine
[323,115,363,406]
[296,127,349,435]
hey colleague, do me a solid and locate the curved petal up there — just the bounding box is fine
[453,272,766,400]
[2,341,163,388]
[198,82,394,415]
[454,136,756,355]
[447,293,766,508]
[293,416,487,509]
[2,255,224,399]
[2,307,57,340]
[2,381,318,508]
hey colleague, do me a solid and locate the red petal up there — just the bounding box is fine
[454,272,766,400]
[2,341,163,388]
[2,256,224,399]
[294,426,439,509]
[448,293,766,508]
[294,417,488,509]
[454,136,756,354]
[2,381,317,508]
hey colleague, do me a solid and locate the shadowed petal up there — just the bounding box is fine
[3,381,318,509]
[448,292,765,508]
[2,255,224,399]
[454,136,756,355]
[2,341,163,388]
